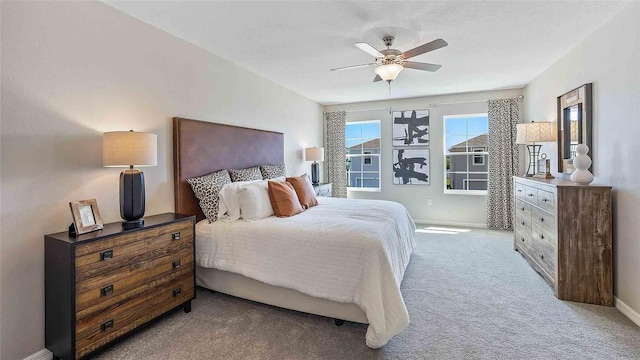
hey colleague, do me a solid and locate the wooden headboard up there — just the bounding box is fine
[173,117,284,221]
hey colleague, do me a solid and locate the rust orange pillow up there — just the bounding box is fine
[267,180,304,217]
[286,174,318,209]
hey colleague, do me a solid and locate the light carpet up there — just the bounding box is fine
[97,226,640,359]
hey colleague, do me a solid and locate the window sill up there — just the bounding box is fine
[348,187,381,193]
[444,190,487,196]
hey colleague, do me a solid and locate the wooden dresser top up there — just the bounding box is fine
[513,176,612,189]
[46,212,194,244]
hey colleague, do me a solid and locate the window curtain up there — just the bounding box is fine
[487,98,520,229]
[324,111,347,198]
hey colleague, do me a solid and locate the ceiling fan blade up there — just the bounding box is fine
[402,61,442,72]
[330,63,376,72]
[373,74,383,82]
[402,38,448,60]
[354,42,384,58]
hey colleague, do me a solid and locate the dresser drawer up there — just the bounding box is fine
[530,225,556,277]
[514,228,532,255]
[75,221,193,282]
[524,186,538,204]
[514,182,526,200]
[532,207,555,235]
[515,199,532,219]
[75,248,194,319]
[537,189,555,212]
[75,274,194,359]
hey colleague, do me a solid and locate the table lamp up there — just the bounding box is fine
[516,122,557,177]
[304,147,324,185]
[103,130,157,228]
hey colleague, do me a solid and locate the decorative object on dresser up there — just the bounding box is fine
[45,213,196,360]
[304,147,324,185]
[570,144,594,185]
[312,182,333,197]
[103,131,158,229]
[69,199,103,235]
[535,154,553,179]
[515,121,557,177]
[513,176,612,306]
[557,83,593,174]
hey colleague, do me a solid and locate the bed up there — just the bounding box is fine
[173,117,416,348]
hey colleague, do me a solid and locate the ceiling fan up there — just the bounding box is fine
[330,36,448,83]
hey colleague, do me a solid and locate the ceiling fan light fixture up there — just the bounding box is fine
[374,63,403,81]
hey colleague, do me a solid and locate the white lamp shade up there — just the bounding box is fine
[515,122,557,144]
[374,64,403,81]
[103,131,157,167]
[305,147,325,162]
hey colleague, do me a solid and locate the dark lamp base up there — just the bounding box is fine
[311,162,320,185]
[122,219,144,230]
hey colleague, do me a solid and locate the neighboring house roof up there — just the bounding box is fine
[348,138,380,150]
[448,134,488,152]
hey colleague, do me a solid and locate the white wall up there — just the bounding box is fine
[524,2,640,316]
[325,88,523,226]
[0,2,323,359]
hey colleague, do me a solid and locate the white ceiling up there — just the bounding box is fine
[104,1,628,105]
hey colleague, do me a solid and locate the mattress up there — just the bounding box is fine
[196,197,416,348]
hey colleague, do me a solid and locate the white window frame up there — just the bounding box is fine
[346,120,381,192]
[443,113,489,196]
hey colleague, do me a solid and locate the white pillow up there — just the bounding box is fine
[217,179,261,222]
[238,178,283,221]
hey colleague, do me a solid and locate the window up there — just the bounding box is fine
[472,147,485,165]
[444,114,489,194]
[346,121,381,191]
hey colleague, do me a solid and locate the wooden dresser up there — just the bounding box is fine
[313,183,333,197]
[513,176,612,306]
[45,213,196,359]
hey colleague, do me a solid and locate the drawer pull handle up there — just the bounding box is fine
[540,254,545,260]
[539,234,544,240]
[100,250,113,261]
[521,207,525,211]
[521,221,525,226]
[172,232,181,240]
[172,260,181,269]
[101,319,114,332]
[521,237,525,242]
[539,217,544,222]
[517,189,522,193]
[173,287,182,297]
[100,284,114,297]
[528,193,534,197]
[542,198,548,202]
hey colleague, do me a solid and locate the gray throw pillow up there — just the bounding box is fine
[260,164,286,179]
[186,170,231,222]
[229,166,262,182]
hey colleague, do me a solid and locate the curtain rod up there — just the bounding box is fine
[323,95,524,113]
[323,107,390,114]
[429,95,524,107]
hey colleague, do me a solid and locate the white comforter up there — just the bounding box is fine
[196,197,416,348]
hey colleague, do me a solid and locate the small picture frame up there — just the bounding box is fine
[534,158,554,179]
[70,199,104,235]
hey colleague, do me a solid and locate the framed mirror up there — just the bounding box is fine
[557,83,592,174]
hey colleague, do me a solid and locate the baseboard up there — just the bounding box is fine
[413,219,488,229]
[615,297,640,327]
[23,349,52,360]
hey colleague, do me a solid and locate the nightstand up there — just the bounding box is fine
[45,213,196,360]
[313,183,333,197]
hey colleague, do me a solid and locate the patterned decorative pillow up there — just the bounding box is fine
[186,170,231,223]
[229,166,262,182]
[260,164,286,179]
